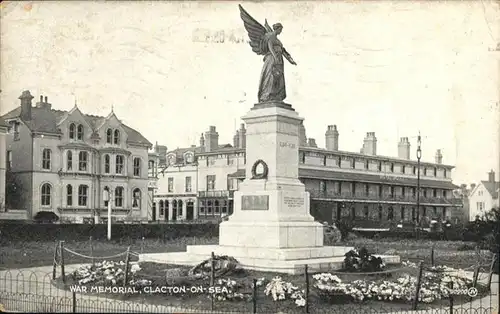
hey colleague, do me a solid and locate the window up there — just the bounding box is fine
[114,129,120,145]
[350,206,355,219]
[186,176,192,192]
[352,183,356,195]
[387,207,394,220]
[66,184,73,206]
[337,156,341,167]
[41,183,51,206]
[423,189,427,198]
[412,207,416,221]
[443,190,448,199]
[104,154,110,173]
[77,124,84,140]
[79,151,88,171]
[168,177,174,192]
[106,129,112,144]
[214,200,220,214]
[390,186,395,198]
[67,151,73,170]
[433,167,437,177]
[378,185,383,197]
[413,166,417,175]
[402,165,406,173]
[320,181,326,194]
[401,207,405,220]
[300,152,306,164]
[186,153,194,163]
[337,182,342,194]
[207,175,216,191]
[378,161,382,171]
[444,169,447,178]
[6,151,12,170]
[133,158,141,176]
[390,163,394,172]
[42,149,51,170]
[364,160,369,170]
[350,158,355,169]
[365,184,369,196]
[115,187,124,207]
[115,155,124,174]
[402,187,406,197]
[424,168,428,176]
[178,200,183,216]
[69,123,76,139]
[378,206,383,220]
[363,205,369,218]
[78,185,89,206]
[199,200,206,215]
[159,200,165,216]
[207,200,213,215]
[322,156,327,166]
[433,189,437,198]
[412,187,416,197]
[132,188,141,208]
[222,200,228,214]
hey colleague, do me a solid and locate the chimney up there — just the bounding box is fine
[435,149,443,164]
[362,132,377,155]
[199,133,205,149]
[204,126,219,152]
[238,123,246,149]
[308,138,317,148]
[398,137,411,159]
[299,121,307,147]
[36,94,52,110]
[19,90,34,121]
[233,130,240,148]
[488,170,495,183]
[325,125,339,151]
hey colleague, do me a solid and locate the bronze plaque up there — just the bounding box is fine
[241,195,269,211]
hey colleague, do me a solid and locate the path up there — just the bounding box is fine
[0,264,498,313]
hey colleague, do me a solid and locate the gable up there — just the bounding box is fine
[57,107,92,130]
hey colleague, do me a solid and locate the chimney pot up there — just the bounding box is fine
[44,96,48,103]
[488,170,495,183]
[40,95,43,102]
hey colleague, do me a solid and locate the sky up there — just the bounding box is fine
[0,0,499,185]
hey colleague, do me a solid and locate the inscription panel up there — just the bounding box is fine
[283,196,304,209]
[241,195,269,211]
[279,141,296,149]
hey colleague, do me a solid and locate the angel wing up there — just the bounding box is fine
[238,4,270,55]
[264,19,273,32]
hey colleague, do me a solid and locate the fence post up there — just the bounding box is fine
[60,241,66,284]
[89,236,94,266]
[211,252,215,311]
[412,261,424,310]
[486,254,498,291]
[141,237,145,254]
[430,245,435,266]
[123,246,131,287]
[472,264,480,288]
[52,241,58,280]
[304,265,309,313]
[72,291,76,313]
[252,278,257,314]
[448,281,454,314]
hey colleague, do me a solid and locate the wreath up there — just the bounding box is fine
[251,159,269,179]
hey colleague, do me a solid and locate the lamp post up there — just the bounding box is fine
[416,132,422,239]
[103,187,112,240]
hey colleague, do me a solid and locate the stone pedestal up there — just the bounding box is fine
[139,101,400,274]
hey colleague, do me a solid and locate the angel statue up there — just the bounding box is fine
[238,4,297,104]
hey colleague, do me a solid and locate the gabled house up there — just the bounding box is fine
[468,170,500,220]
[1,90,153,223]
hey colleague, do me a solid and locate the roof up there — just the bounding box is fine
[1,105,151,146]
[228,168,458,189]
[481,180,500,199]
[0,117,8,128]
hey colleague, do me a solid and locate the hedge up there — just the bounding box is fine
[0,222,219,243]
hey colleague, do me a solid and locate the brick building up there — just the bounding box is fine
[1,90,153,222]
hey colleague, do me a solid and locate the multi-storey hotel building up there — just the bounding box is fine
[151,123,462,227]
[1,91,153,222]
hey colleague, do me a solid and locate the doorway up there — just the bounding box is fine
[186,201,194,220]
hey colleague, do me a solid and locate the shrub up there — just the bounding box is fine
[335,219,354,241]
[343,247,385,272]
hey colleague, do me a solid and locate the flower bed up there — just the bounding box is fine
[343,247,385,272]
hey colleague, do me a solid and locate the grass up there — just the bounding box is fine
[0,236,218,269]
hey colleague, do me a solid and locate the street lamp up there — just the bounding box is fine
[416,132,422,239]
[103,187,112,240]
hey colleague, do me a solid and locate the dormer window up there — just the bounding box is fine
[77,124,84,140]
[69,123,76,139]
[167,154,176,166]
[106,129,112,144]
[114,130,120,145]
[185,153,194,164]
